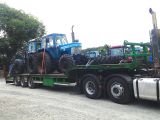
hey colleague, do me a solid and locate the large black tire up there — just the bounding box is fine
[28,54,37,73]
[12,59,24,74]
[28,77,36,89]
[20,76,28,87]
[109,56,124,64]
[13,76,21,86]
[59,54,75,73]
[107,75,133,104]
[90,56,124,65]
[36,52,54,74]
[83,74,102,99]
[73,54,88,65]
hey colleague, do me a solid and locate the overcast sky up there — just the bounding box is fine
[0,0,159,48]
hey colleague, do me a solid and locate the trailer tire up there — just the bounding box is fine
[107,76,133,104]
[28,77,36,89]
[20,77,28,87]
[13,76,21,86]
[83,74,102,99]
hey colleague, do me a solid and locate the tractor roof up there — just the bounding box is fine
[111,45,124,48]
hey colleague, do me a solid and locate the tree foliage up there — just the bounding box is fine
[0,4,45,65]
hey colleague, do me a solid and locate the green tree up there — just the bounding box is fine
[0,4,45,66]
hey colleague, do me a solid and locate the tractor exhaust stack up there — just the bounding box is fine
[71,25,76,43]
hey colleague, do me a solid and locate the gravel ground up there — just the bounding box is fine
[0,78,160,120]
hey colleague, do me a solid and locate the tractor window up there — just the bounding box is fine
[41,38,46,48]
[55,35,68,46]
[28,42,36,53]
[124,47,132,54]
[46,36,54,48]
[135,46,143,54]
[37,42,41,49]
[56,39,61,46]
[61,36,68,45]
[110,48,124,56]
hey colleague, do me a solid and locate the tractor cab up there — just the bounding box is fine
[107,41,152,64]
[39,33,82,59]
[28,39,41,53]
[108,45,125,56]
[28,33,81,56]
[40,33,68,49]
[123,40,152,65]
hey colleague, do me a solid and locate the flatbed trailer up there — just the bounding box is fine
[6,63,160,104]
[6,73,72,87]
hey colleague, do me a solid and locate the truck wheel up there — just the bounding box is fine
[20,77,28,87]
[107,76,133,104]
[13,76,21,86]
[83,75,102,99]
[36,52,54,74]
[28,77,36,89]
[59,54,75,73]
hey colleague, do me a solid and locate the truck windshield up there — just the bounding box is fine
[110,48,124,56]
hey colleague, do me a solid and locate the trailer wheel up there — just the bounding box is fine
[28,77,36,89]
[107,76,133,104]
[20,77,28,87]
[13,76,21,86]
[83,75,102,99]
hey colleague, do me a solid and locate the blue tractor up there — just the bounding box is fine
[27,31,82,73]
[10,26,86,74]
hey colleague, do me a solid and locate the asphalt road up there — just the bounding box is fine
[0,78,160,120]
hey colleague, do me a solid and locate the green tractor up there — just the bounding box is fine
[89,40,152,69]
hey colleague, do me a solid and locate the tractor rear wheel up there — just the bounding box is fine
[28,54,37,73]
[59,54,75,73]
[36,52,54,74]
[11,59,24,74]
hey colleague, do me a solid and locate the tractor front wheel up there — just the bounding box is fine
[59,54,75,73]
